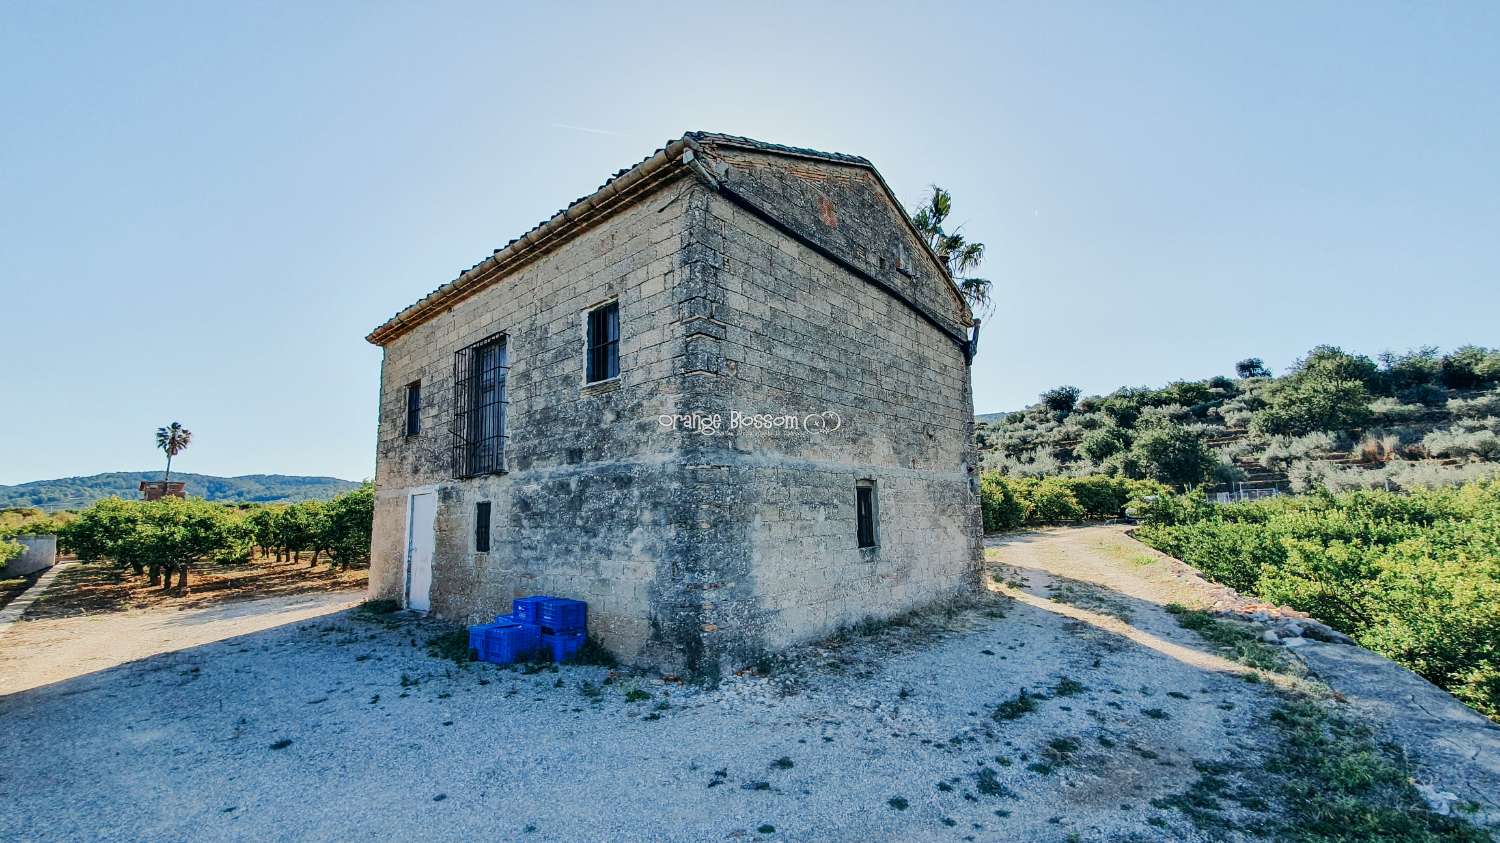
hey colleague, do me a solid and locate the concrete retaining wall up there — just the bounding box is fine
[2,535,57,578]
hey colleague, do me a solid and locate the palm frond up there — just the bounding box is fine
[958,276,992,312]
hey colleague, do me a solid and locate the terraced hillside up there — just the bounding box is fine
[976,345,1500,495]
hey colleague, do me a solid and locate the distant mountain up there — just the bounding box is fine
[0,472,363,511]
[975,411,1015,424]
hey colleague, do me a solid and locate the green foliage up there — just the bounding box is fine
[1294,345,1380,389]
[910,186,991,313]
[977,345,1500,491]
[1252,375,1373,437]
[980,474,1163,531]
[1124,423,1216,489]
[0,507,72,539]
[1040,385,1081,414]
[1422,426,1500,460]
[320,483,374,569]
[1441,345,1500,390]
[979,473,1026,531]
[52,484,372,592]
[0,539,22,567]
[1236,357,1271,379]
[1079,425,1131,463]
[239,485,372,569]
[1027,482,1083,522]
[1136,480,1500,720]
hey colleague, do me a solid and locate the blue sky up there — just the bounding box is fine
[2,2,1497,485]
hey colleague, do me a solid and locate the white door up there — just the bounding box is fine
[405,491,437,612]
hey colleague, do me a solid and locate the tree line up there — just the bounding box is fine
[59,484,373,592]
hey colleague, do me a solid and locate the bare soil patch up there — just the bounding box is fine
[23,553,366,620]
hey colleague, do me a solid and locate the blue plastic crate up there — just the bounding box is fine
[512,595,554,625]
[540,629,585,663]
[466,624,491,660]
[481,622,540,665]
[539,598,587,634]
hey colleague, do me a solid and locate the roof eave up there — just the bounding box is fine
[366,137,693,347]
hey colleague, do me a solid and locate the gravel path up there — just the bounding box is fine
[0,535,1317,843]
[0,589,362,693]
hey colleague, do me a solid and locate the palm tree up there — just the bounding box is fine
[156,422,193,484]
[910,186,993,314]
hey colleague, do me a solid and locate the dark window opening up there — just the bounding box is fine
[856,481,878,549]
[404,381,421,436]
[475,501,491,552]
[452,334,508,477]
[586,301,619,383]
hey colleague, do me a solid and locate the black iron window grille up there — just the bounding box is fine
[856,481,878,549]
[586,301,619,383]
[452,333,508,477]
[404,380,421,436]
[474,501,491,552]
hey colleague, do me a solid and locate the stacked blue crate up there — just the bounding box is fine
[539,598,586,633]
[466,624,489,661]
[540,629,586,661]
[512,595,554,625]
[472,596,588,664]
[537,597,587,661]
[482,621,539,664]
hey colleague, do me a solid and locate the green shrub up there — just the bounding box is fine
[1422,427,1500,460]
[1027,481,1083,522]
[1446,389,1500,420]
[1079,425,1130,463]
[1135,480,1500,721]
[980,475,1160,531]
[1125,424,1216,490]
[1062,476,1131,518]
[1236,358,1271,379]
[0,539,22,567]
[1368,397,1429,425]
[1294,345,1380,390]
[1440,345,1500,389]
[1252,375,1373,437]
[1397,383,1447,407]
[1040,385,1082,414]
[980,474,1025,532]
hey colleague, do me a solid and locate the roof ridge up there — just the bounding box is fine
[683,131,873,166]
[367,131,964,346]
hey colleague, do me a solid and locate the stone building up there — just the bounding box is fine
[366,132,983,676]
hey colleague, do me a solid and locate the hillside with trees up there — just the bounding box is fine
[0,472,362,511]
[977,345,1500,494]
[974,343,1500,723]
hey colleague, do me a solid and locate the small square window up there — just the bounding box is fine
[586,301,619,383]
[404,381,421,436]
[856,481,878,549]
[475,501,491,553]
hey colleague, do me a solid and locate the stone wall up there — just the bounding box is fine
[651,150,982,672]
[369,145,981,676]
[370,175,697,660]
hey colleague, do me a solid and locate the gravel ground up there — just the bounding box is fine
[0,538,1315,843]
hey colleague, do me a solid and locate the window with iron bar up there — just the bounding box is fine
[856,480,878,549]
[404,380,421,436]
[452,333,508,477]
[474,501,491,552]
[586,301,619,383]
